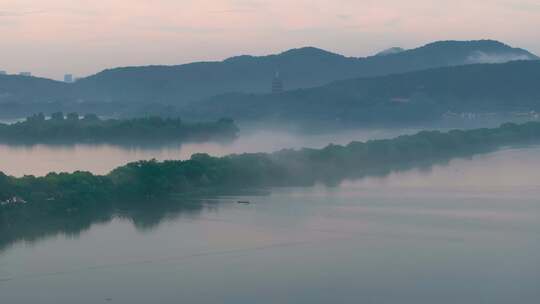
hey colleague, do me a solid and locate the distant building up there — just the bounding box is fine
[1,196,27,206]
[64,74,74,83]
[271,71,284,94]
[27,113,46,123]
[50,112,65,121]
[19,72,32,77]
[0,70,6,75]
[66,112,80,121]
[82,113,99,122]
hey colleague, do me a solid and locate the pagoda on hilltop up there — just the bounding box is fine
[271,71,284,94]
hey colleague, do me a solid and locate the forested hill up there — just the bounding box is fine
[71,40,537,105]
[0,74,68,104]
[181,60,540,125]
[0,40,536,108]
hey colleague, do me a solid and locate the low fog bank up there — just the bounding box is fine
[0,126,419,177]
[1,115,538,177]
[465,51,536,64]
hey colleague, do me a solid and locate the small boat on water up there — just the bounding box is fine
[237,201,251,204]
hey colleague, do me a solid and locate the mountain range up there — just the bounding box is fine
[181,60,540,126]
[0,39,537,111]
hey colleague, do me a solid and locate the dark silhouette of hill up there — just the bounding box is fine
[0,74,69,104]
[181,60,540,125]
[73,40,536,105]
[0,40,535,113]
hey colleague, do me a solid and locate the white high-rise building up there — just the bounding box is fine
[19,72,32,77]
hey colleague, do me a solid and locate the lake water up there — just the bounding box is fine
[0,128,420,177]
[0,141,539,303]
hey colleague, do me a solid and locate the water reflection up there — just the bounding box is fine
[1,147,539,304]
[0,198,217,254]
[0,128,419,177]
[2,146,539,255]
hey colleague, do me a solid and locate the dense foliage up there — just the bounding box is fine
[0,113,238,144]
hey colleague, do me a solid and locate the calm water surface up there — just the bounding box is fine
[0,145,539,304]
[0,128,419,176]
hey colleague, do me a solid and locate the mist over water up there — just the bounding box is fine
[1,3,540,302]
[1,120,539,304]
[0,127,420,176]
[1,146,539,304]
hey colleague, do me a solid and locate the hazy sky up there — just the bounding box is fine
[1,0,539,80]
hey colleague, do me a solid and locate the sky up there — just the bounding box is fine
[1,0,539,80]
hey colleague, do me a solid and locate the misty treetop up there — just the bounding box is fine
[0,113,239,144]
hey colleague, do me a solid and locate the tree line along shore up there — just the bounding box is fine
[1,121,540,211]
[0,113,239,145]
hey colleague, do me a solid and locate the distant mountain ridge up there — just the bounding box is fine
[0,40,537,113]
[73,40,536,105]
[180,60,540,126]
[0,74,68,104]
